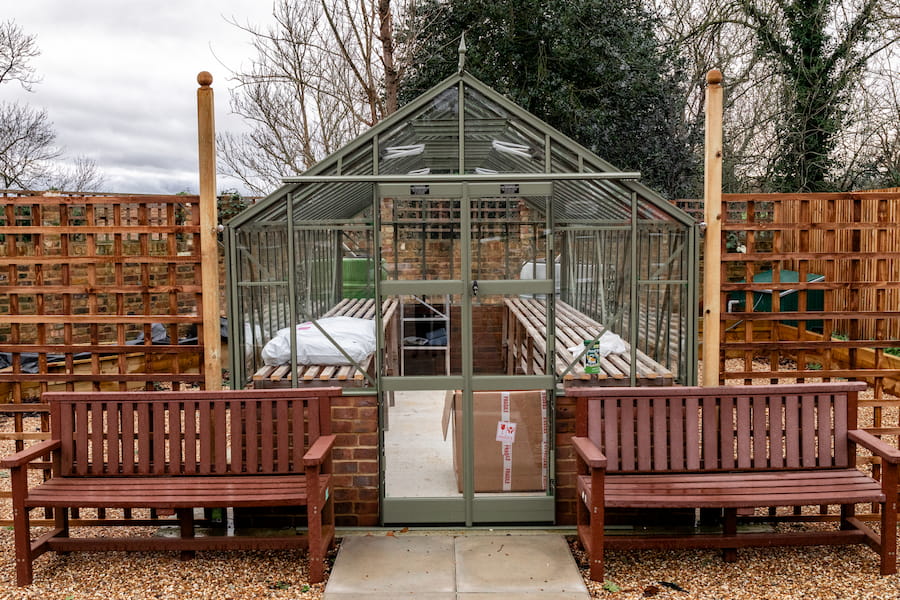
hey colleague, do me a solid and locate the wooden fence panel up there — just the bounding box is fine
[0,191,209,523]
[714,191,900,451]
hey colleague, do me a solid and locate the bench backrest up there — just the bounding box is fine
[572,382,864,473]
[43,388,341,477]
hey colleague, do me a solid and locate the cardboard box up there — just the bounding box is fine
[441,390,548,493]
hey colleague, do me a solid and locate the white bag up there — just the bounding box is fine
[568,330,627,359]
[261,316,376,366]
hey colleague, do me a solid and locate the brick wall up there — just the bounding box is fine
[331,394,380,526]
[554,394,578,525]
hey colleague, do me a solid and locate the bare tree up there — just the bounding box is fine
[220,0,421,194]
[0,101,60,189]
[0,20,105,192]
[45,155,107,192]
[0,20,41,90]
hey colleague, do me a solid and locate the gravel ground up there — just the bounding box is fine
[0,414,337,600]
[0,361,898,599]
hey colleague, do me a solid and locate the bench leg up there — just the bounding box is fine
[578,471,604,582]
[880,465,898,575]
[10,466,33,586]
[840,503,855,530]
[306,469,326,584]
[722,508,737,563]
[178,508,196,561]
[54,506,71,555]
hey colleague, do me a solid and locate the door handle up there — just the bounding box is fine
[472,280,479,297]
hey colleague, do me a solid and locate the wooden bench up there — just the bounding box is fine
[252,298,399,387]
[1,387,341,587]
[570,382,899,581]
[503,298,674,386]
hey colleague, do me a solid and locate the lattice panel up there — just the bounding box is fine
[717,191,900,440]
[0,193,207,449]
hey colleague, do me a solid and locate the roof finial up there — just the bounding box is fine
[458,32,467,73]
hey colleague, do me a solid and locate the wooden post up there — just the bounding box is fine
[197,71,222,390]
[702,69,724,387]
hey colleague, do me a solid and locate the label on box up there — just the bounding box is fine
[496,420,517,443]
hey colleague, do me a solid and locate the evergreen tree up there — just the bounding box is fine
[399,0,701,199]
[738,0,881,192]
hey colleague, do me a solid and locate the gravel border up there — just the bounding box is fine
[1,363,898,599]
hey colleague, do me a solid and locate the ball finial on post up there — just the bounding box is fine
[197,71,213,87]
[706,69,723,85]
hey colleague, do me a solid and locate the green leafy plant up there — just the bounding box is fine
[603,580,621,593]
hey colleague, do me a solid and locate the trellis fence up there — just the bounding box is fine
[714,191,900,465]
[0,191,210,525]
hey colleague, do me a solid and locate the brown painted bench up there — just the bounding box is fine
[1,387,341,586]
[570,382,899,581]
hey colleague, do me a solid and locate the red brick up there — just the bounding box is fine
[334,461,359,474]
[332,448,352,460]
[332,407,357,420]
[358,487,379,502]
[358,433,378,446]
[353,447,378,460]
[353,475,378,488]
[331,420,354,433]
[335,433,359,447]
[334,487,358,502]
[357,461,379,474]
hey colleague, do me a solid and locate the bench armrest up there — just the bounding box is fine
[303,434,337,467]
[0,439,60,469]
[572,436,607,469]
[849,429,900,464]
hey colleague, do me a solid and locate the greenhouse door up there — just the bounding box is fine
[378,181,556,526]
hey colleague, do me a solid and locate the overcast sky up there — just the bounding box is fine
[3,1,275,195]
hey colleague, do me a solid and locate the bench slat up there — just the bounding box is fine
[261,400,274,473]
[91,403,103,474]
[199,401,212,474]
[184,400,197,475]
[122,402,135,475]
[75,403,88,475]
[24,474,323,508]
[581,469,884,509]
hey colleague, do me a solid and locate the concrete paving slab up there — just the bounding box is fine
[324,535,456,595]
[458,595,591,599]
[455,535,588,595]
[326,595,456,600]
[324,533,590,599]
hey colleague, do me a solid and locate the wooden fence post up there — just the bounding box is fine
[197,71,222,390]
[702,69,724,386]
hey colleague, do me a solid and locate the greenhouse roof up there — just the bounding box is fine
[229,71,695,228]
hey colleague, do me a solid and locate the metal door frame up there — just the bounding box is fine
[378,181,556,525]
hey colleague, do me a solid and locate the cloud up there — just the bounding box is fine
[5,0,270,194]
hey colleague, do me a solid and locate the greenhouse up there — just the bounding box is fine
[224,68,698,525]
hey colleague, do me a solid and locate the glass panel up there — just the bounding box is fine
[463,86,545,174]
[393,293,461,377]
[476,293,552,378]
[379,87,459,175]
[384,388,462,499]
[380,194,463,281]
[472,390,550,497]
[233,226,291,388]
[554,182,636,385]
[635,223,688,382]
[470,194,549,281]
